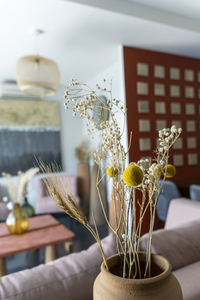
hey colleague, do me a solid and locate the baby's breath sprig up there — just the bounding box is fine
[64,79,127,170]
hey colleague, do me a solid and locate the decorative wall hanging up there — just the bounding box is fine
[0,99,61,174]
[93,95,110,127]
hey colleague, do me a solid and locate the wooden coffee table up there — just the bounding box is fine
[0,214,75,277]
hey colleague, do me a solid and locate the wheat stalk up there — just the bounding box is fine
[39,161,109,270]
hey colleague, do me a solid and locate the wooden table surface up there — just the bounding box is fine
[0,215,75,258]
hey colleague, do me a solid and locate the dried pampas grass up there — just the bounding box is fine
[17,167,39,203]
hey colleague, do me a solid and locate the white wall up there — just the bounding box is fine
[86,46,128,202]
[46,46,127,177]
[87,46,127,149]
[46,84,83,175]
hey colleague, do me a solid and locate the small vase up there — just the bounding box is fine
[22,197,35,217]
[6,203,29,234]
[93,253,183,300]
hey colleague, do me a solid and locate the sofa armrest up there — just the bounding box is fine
[140,219,200,271]
[0,234,116,300]
[165,198,200,229]
[173,261,200,300]
[0,202,9,220]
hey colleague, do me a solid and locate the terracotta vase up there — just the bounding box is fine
[93,253,183,300]
[109,185,124,236]
[77,163,90,215]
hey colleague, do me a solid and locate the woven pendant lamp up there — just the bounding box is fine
[16,55,60,97]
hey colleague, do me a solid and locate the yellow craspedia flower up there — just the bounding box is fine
[123,164,144,187]
[106,167,119,178]
[163,164,176,178]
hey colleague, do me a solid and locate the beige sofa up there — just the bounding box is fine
[140,197,200,300]
[0,234,116,300]
[1,197,200,300]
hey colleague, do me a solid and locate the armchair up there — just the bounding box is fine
[140,198,200,300]
[189,184,200,202]
[35,173,80,215]
[156,180,181,223]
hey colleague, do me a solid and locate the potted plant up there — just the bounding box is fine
[42,79,183,299]
[4,167,38,234]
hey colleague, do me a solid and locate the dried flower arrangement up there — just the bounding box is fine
[2,168,39,205]
[42,79,182,279]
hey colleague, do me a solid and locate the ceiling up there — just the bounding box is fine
[128,0,200,20]
[1,0,200,85]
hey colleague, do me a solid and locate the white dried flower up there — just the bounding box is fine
[178,128,182,134]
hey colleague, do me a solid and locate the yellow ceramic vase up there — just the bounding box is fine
[6,203,29,234]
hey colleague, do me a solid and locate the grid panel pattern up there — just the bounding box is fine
[124,47,200,182]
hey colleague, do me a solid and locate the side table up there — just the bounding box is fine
[0,214,75,277]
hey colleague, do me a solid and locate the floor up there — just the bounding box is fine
[6,213,108,274]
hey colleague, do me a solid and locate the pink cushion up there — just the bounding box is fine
[37,175,80,215]
[165,198,200,229]
[35,195,80,215]
[38,175,78,198]
[38,180,49,197]
[0,234,116,300]
[35,196,63,214]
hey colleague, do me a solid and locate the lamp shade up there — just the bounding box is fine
[16,55,60,97]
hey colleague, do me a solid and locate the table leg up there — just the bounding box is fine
[64,241,73,253]
[45,245,57,264]
[0,258,7,277]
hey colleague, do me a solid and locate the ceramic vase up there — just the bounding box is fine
[93,253,183,300]
[6,203,29,234]
[22,196,35,217]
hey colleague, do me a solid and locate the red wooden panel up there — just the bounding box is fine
[123,46,200,182]
[123,46,200,233]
